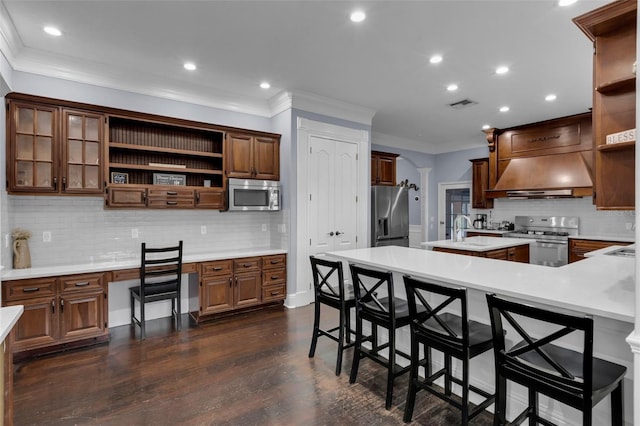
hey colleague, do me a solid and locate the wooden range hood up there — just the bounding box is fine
[484,112,594,199]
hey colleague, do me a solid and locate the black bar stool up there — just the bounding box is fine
[308,256,356,375]
[349,264,421,410]
[486,293,626,426]
[402,275,495,425]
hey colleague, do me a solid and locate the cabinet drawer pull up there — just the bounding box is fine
[271,275,279,280]
[271,291,280,296]
[166,201,178,206]
[270,260,279,264]
[167,191,178,196]
[74,281,90,287]
[213,267,223,271]
[243,263,252,267]
[22,287,40,293]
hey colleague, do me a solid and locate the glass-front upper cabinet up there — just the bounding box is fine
[62,110,104,193]
[7,98,105,195]
[9,102,58,193]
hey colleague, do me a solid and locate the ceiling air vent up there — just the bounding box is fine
[449,99,478,109]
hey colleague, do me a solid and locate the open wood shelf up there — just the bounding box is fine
[109,142,223,158]
[596,76,636,94]
[597,140,635,152]
[109,163,223,175]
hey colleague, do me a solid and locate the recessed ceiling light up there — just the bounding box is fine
[350,10,366,23]
[482,124,491,130]
[429,55,443,64]
[43,26,62,37]
[558,0,578,6]
[495,66,509,75]
[446,84,458,92]
[499,106,510,112]
[260,82,271,89]
[545,94,557,101]
[183,62,196,71]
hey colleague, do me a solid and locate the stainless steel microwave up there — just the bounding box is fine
[227,178,281,211]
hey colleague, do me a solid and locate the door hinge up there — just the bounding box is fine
[310,146,312,154]
[356,236,358,243]
[356,196,358,203]
[309,238,312,246]
[309,194,312,201]
[356,153,359,160]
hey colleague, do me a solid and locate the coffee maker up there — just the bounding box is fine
[473,214,487,229]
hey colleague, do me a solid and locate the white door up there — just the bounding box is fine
[308,135,358,255]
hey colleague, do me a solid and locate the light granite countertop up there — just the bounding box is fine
[0,305,23,342]
[1,248,287,281]
[421,236,535,252]
[327,245,634,323]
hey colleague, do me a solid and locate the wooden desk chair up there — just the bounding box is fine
[130,241,183,340]
[308,256,356,375]
[402,275,495,425]
[486,293,626,425]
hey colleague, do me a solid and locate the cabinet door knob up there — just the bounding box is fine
[335,231,343,236]
[328,232,334,236]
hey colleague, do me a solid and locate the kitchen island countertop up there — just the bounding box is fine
[327,245,634,323]
[422,236,534,252]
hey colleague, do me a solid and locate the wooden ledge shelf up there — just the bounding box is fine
[596,76,636,94]
[597,140,635,152]
[109,142,223,158]
[110,163,223,175]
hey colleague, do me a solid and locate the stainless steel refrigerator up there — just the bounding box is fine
[371,186,409,247]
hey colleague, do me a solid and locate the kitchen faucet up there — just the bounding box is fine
[452,215,473,242]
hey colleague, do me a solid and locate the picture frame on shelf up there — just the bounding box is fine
[111,172,129,184]
[153,173,187,186]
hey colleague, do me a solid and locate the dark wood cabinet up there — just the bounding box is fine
[574,0,636,210]
[6,98,105,195]
[6,93,279,209]
[470,158,493,209]
[226,133,280,180]
[371,151,398,186]
[192,254,286,322]
[2,273,108,358]
[465,231,502,238]
[433,244,529,263]
[568,238,631,263]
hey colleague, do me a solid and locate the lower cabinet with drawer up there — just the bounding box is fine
[568,238,632,263]
[2,272,109,360]
[189,254,286,323]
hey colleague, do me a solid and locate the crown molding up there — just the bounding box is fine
[289,90,375,125]
[0,1,22,66]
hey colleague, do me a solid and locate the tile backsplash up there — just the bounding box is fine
[3,195,287,269]
[486,197,635,236]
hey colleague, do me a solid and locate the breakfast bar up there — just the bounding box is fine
[326,245,634,425]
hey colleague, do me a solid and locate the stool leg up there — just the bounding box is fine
[403,333,420,423]
[308,300,320,358]
[345,306,352,343]
[444,354,452,396]
[610,380,624,426]
[385,327,396,410]
[494,374,507,426]
[349,315,363,384]
[529,388,537,426]
[336,304,346,376]
[461,357,469,426]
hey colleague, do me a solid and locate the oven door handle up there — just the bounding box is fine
[535,240,568,245]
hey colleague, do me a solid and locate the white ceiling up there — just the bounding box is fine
[0,0,609,154]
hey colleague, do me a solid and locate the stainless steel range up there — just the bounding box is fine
[505,216,579,267]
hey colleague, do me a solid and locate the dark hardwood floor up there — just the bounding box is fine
[13,304,494,425]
